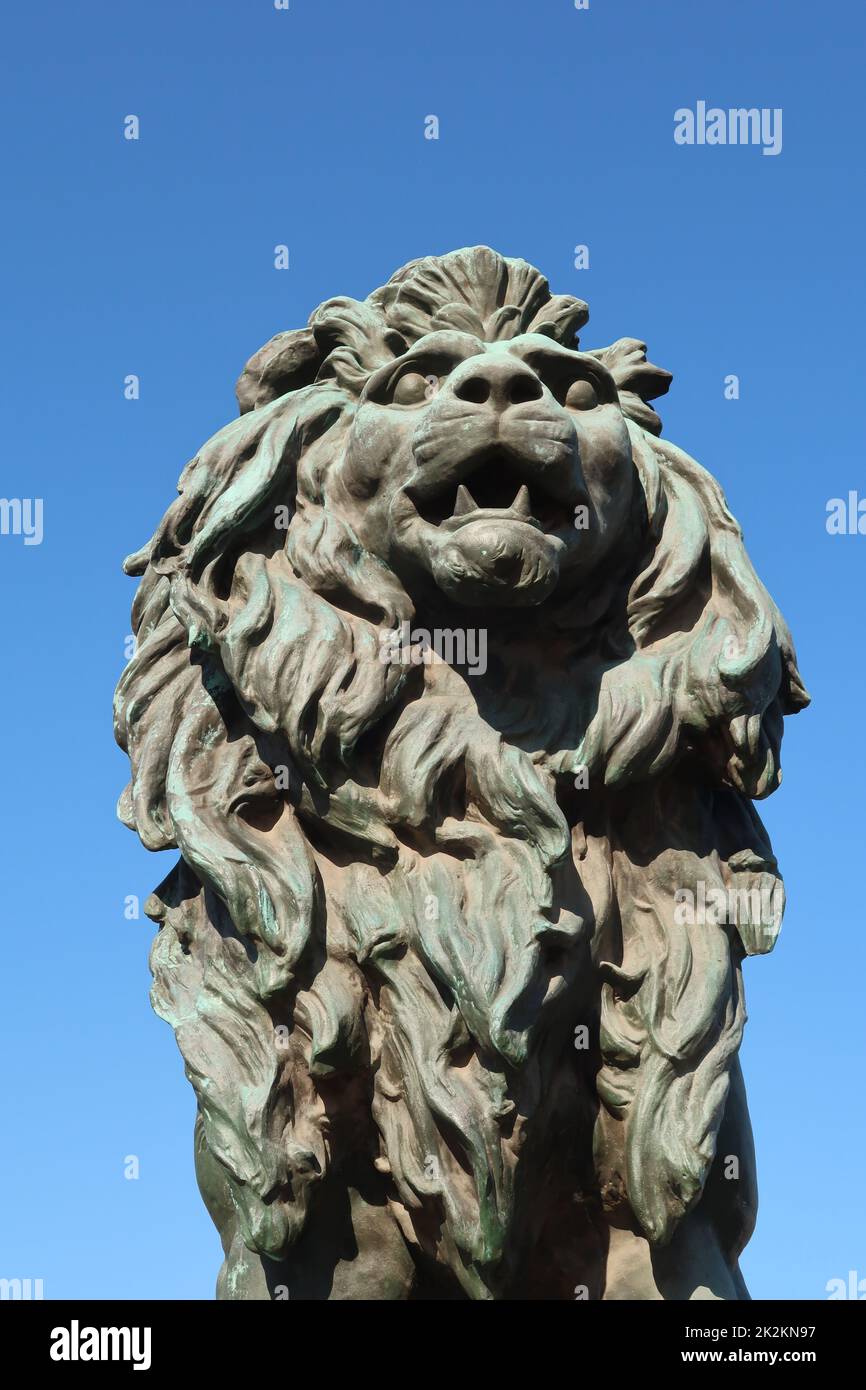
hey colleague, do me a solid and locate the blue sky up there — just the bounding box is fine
[1,0,863,1300]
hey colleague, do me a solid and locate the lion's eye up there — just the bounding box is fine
[392,372,432,406]
[565,378,598,411]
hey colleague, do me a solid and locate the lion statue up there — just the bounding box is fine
[114,247,808,1300]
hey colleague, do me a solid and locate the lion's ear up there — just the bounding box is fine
[526,294,589,346]
[589,338,672,436]
[236,328,321,414]
[308,296,403,393]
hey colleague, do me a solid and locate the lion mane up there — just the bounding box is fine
[114,247,808,1299]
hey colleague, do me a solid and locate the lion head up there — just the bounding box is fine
[327,327,638,611]
[115,248,808,1299]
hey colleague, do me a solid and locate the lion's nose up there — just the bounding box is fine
[452,359,544,408]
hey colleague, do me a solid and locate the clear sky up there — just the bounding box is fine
[1,0,863,1300]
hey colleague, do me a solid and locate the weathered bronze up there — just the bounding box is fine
[115,247,808,1299]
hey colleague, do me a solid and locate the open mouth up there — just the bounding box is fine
[408,452,573,533]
